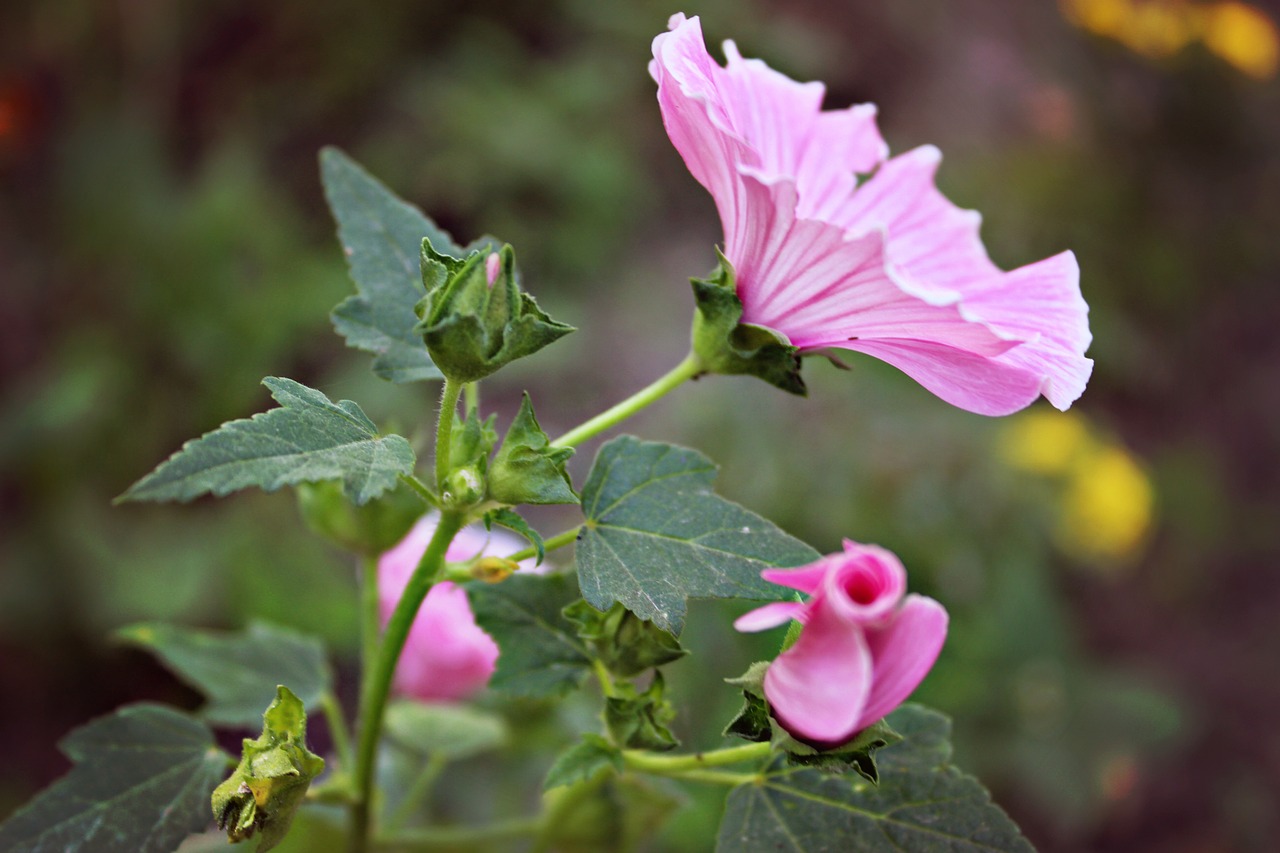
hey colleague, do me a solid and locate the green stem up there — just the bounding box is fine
[360,555,380,694]
[375,817,541,851]
[504,525,581,564]
[386,752,448,830]
[621,741,771,774]
[398,474,438,508]
[651,768,760,787]
[348,510,466,853]
[550,352,703,448]
[321,692,355,774]
[434,379,464,490]
[463,380,479,414]
[591,658,619,700]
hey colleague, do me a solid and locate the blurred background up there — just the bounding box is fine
[2,0,1278,850]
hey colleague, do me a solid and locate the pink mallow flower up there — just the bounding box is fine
[651,14,1092,416]
[378,514,535,702]
[735,540,948,748]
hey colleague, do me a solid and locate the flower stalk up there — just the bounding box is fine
[550,352,703,448]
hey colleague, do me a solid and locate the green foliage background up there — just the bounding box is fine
[2,1,1278,850]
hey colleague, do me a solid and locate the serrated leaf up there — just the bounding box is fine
[0,705,230,853]
[715,705,1035,853]
[384,701,508,761]
[486,508,546,565]
[321,147,463,382]
[119,377,415,506]
[465,574,591,697]
[544,734,622,790]
[117,621,331,728]
[576,437,820,635]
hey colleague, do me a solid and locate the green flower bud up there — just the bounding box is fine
[443,465,486,508]
[296,480,424,555]
[488,393,577,506]
[415,240,574,383]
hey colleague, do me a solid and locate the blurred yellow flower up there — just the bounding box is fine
[1001,411,1156,562]
[1060,0,1279,78]
[1059,445,1155,560]
[1000,411,1090,475]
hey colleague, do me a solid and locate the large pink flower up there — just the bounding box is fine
[735,540,948,747]
[652,14,1092,416]
[378,514,535,702]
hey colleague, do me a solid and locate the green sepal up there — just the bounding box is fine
[690,250,805,395]
[544,734,623,790]
[723,662,901,784]
[605,672,679,751]
[296,479,425,555]
[415,240,574,383]
[488,393,578,506]
[485,507,546,565]
[212,686,326,852]
[448,407,499,473]
[564,600,687,679]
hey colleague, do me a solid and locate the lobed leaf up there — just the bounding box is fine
[576,436,819,634]
[715,705,1035,852]
[116,621,331,728]
[0,705,229,853]
[466,574,591,698]
[321,147,464,382]
[118,377,415,506]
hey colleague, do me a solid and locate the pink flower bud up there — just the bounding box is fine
[735,540,948,748]
[378,513,537,702]
[484,252,501,287]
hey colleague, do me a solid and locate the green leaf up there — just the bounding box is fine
[116,621,331,728]
[383,701,508,761]
[321,147,463,383]
[544,734,623,790]
[715,705,1035,853]
[213,687,325,852]
[118,377,415,506]
[691,250,805,395]
[485,507,546,565]
[488,393,577,506]
[466,574,591,698]
[0,704,230,853]
[577,436,820,634]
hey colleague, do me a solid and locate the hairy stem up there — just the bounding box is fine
[434,379,464,491]
[549,352,703,448]
[348,510,466,853]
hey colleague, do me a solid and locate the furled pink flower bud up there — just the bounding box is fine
[651,14,1092,416]
[378,514,536,702]
[735,540,948,748]
[484,251,501,287]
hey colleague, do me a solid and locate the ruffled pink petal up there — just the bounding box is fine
[763,602,872,745]
[957,251,1094,411]
[733,601,806,632]
[394,582,499,702]
[821,542,906,625]
[843,337,1045,416]
[729,172,1014,357]
[854,594,949,730]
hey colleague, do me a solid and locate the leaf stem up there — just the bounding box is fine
[348,510,466,853]
[621,741,771,773]
[434,378,464,490]
[591,658,619,700]
[360,555,380,692]
[374,816,542,851]
[386,752,449,830]
[399,473,439,507]
[321,691,355,774]
[504,525,582,564]
[549,352,703,448]
[463,380,479,414]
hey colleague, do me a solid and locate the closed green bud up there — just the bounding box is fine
[565,600,687,679]
[488,393,577,506]
[416,240,574,383]
[443,465,486,508]
[296,480,424,555]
